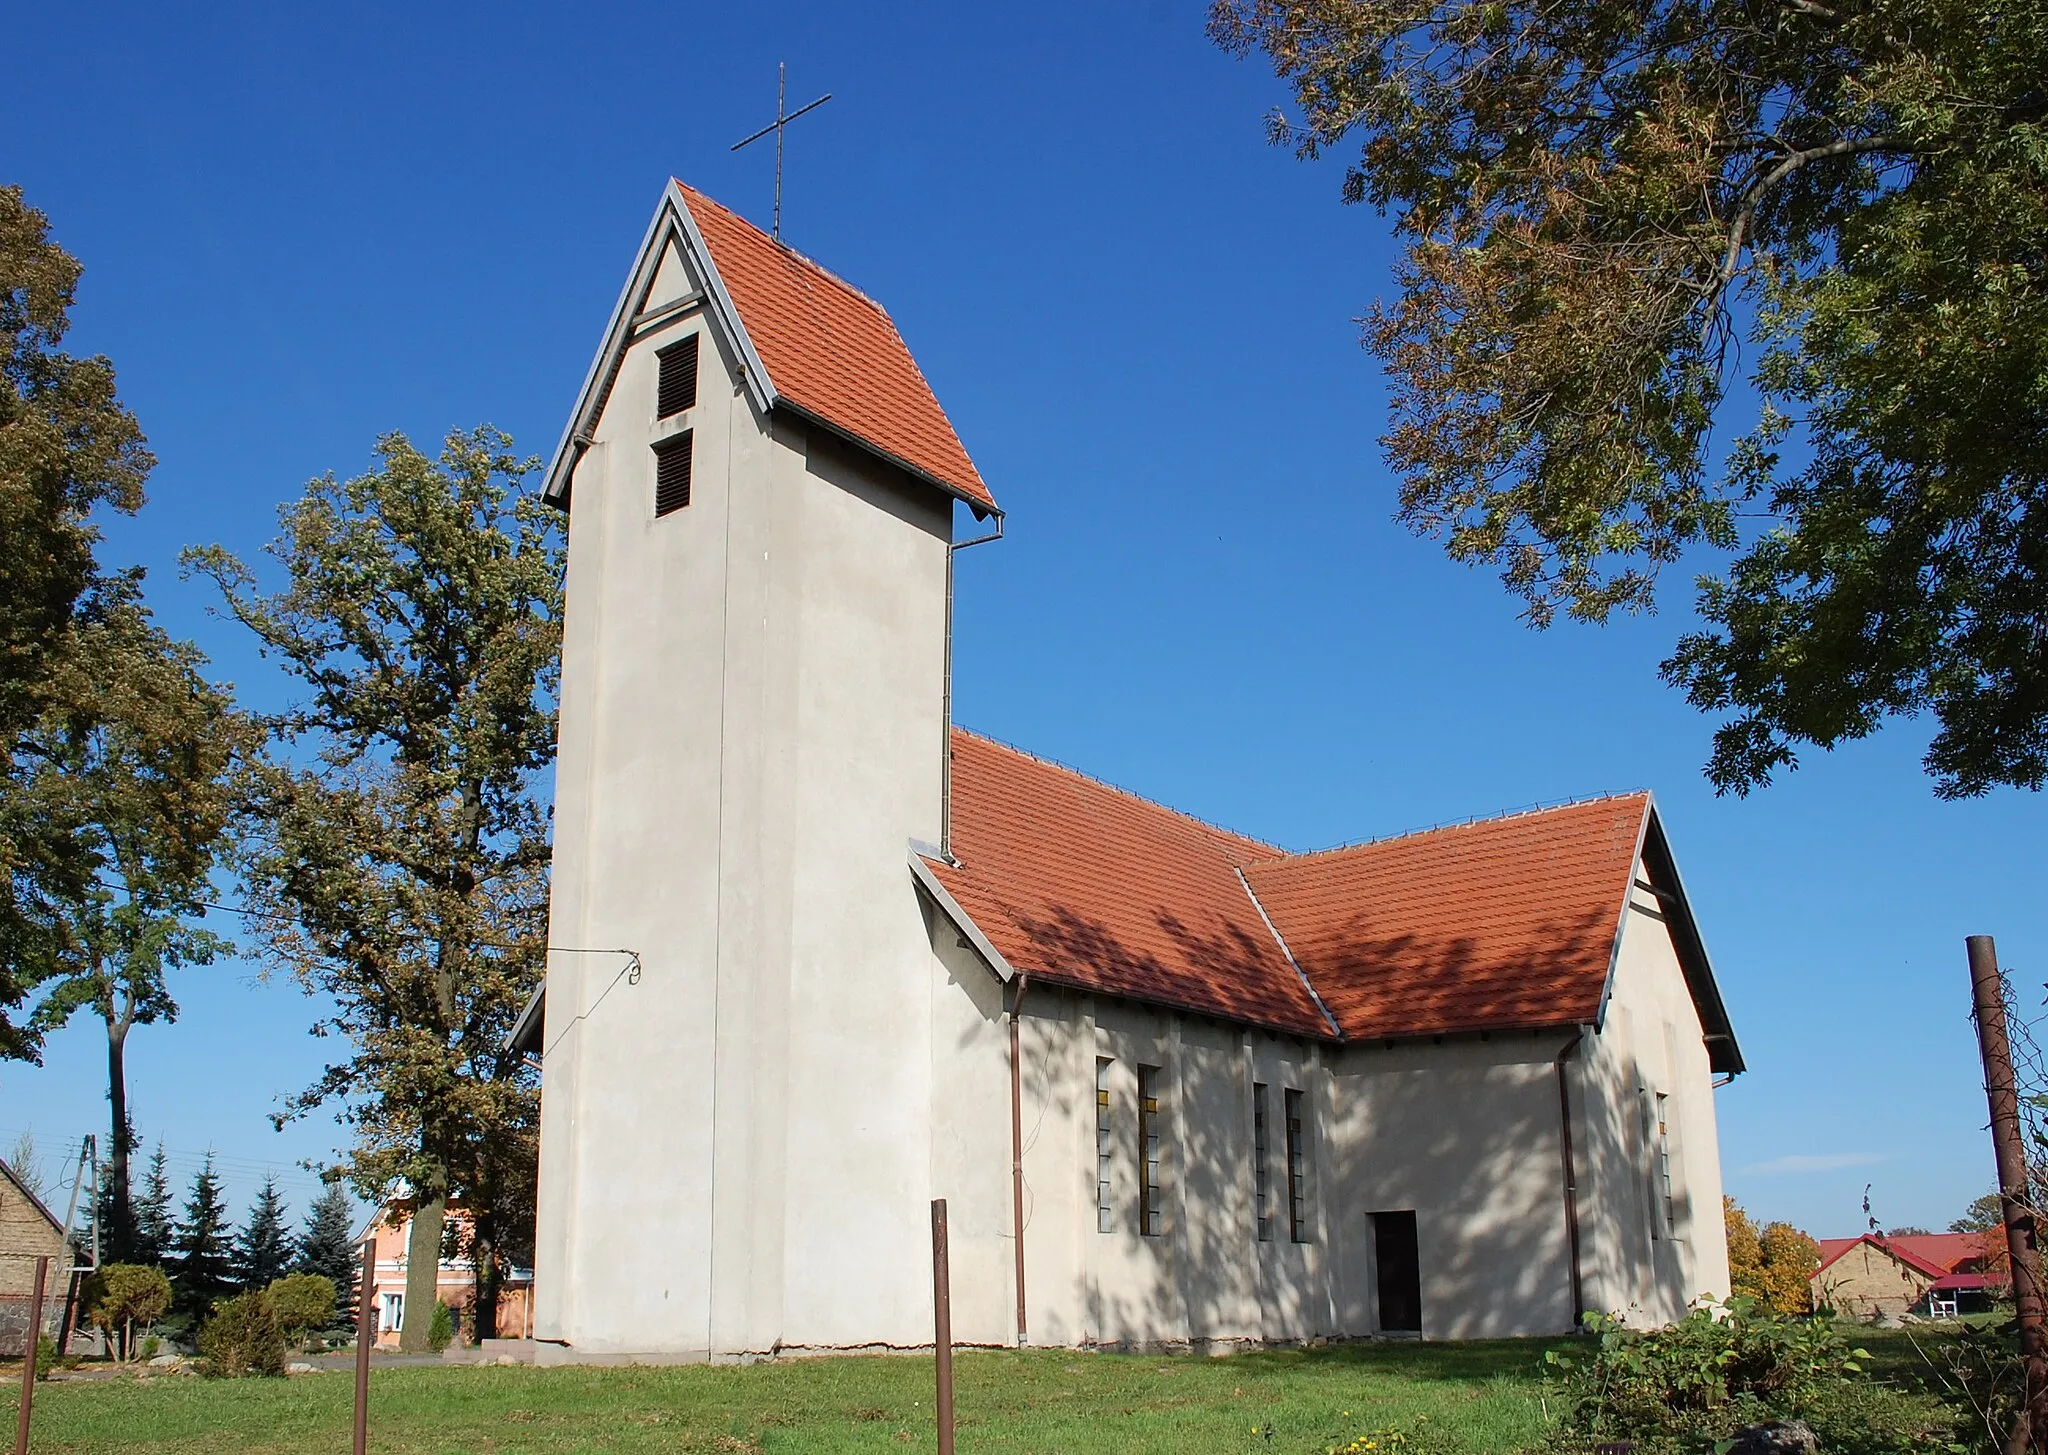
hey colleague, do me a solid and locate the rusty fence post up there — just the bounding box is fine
[353,1236,376,1455]
[1967,935,2048,1455]
[13,1255,48,1455]
[931,1199,955,1455]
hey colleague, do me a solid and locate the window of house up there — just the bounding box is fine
[1655,1092,1675,1234]
[379,1291,404,1334]
[654,431,694,517]
[1253,1081,1272,1241]
[1285,1087,1308,1242]
[1096,1057,1113,1234]
[1138,1065,1163,1237]
[657,333,700,418]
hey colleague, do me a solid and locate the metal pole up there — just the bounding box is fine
[1968,935,2048,1455]
[14,1256,48,1455]
[931,1199,955,1455]
[353,1236,376,1455]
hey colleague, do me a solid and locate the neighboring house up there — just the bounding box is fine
[360,1207,533,1348]
[521,179,1746,1361]
[1813,1232,1994,1318]
[0,1156,68,1356]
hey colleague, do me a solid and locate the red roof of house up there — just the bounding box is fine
[1816,1232,1986,1279]
[675,183,996,514]
[925,731,1706,1047]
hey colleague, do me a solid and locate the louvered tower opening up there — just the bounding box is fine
[657,334,699,418]
[653,432,693,516]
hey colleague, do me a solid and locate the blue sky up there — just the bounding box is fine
[3,0,2036,1244]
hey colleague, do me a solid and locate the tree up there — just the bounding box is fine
[1211,0,2048,797]
[1954,1192,2006,1233]
[84,1262,171,1362]
[233,1176,292,1291]
[1886,1225,1933,1237]
[1758,1221,1822,1314]
[296,1184,360,1326]
[170,1156,234,1323]
[0,184,151,1058]
[7,1129,47,1203]
[1726,1196,1765,1303]
[132,1143,173,1266]
[263,1272,335,1349]
[187,427,560,1351]
[23,581,243,1260]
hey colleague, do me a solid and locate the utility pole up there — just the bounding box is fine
[1968,935,2048,1455]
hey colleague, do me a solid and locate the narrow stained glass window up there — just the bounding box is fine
[1095,1057,1113,1234]
[1285,1087,1308,1242]
[1138,1065,1163,1237]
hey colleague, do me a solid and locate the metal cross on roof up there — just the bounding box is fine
[730,62,832,244]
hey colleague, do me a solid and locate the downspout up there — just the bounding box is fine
[941,510,1004,860]
[1556,1032,1586,1327]
[1008,972,1031,1345]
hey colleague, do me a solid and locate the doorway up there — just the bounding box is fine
[1372,1210,1422,1334]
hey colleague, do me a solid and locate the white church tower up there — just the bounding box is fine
[530,181,1000,1361]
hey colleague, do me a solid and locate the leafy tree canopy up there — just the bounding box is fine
[0,184,151,1056]
[187,427,561,1352]
[1212,0,2048,796]
[1953,1191,2005,1233]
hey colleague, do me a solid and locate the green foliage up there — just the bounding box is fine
[262,1273,334,1348]
[1212,0,2048,797]
[233,1177,291,1291]
[170,1156,234,1324]
[294,1185,359,1325]
[187,426,560,1350]
[428,1298,454,1353]
[132,1144,173,1266]
[32,1332,58,1380]
[136,1333,158,1361]
[196,1290,286,1378]
[84,1262,173,1361]
[21,580,244,1259]
[1542,1301,1957,1453]
[1952,1193,2004,1234]
[0,184,152,1061]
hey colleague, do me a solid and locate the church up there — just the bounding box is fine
[522,179,1742,1363]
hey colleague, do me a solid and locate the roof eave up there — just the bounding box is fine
[541,181,777,510]
[1640,803,1745,1076]
[777,399,1001,520]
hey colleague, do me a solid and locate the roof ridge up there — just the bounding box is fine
[1265,789,1653,868]
[673,179,894,317]
[950,725,1287,857]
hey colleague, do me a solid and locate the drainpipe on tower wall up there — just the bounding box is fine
[1009,972,1032,1346]
[940,511,1003,861]
[1556,1032,1586,1328]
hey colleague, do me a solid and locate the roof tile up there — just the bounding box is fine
[677,183,996,513]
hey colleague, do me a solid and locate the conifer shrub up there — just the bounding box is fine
[197,1291,286,1377]
[428,1299,454,1353]
[1542,1300,1957,1454]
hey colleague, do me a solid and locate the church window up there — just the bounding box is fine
[657,333,700,418]
[1253,1082,1272,1241]
[654,432,694,516]
[1285,1087,1308,1242]
[1096,1058,1113,1233]
[1655,1092,1675,1234]
[1138,1065,1163,1237]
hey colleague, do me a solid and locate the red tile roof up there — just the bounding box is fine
[926,731,1684,1046]
[1245,795,1649,1040]
[927,732,1331,1037]
[676,183,996,514]
[1816,1233,1986,1279]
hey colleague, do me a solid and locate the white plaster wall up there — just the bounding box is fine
[536,229,956,1360]
[1577,867,1732,1325]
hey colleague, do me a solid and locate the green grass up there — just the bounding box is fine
[1,1328,1975,1455]
[3,1341,1566,1455]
